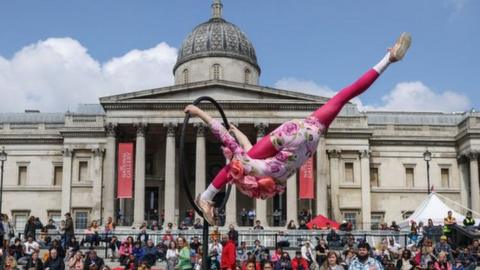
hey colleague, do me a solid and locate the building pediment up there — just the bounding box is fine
[100,80,329,104]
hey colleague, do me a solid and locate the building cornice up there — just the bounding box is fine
[0,138,63,145]
[3,186,62,192]
[101,101,324,112]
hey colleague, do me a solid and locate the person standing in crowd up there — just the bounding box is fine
[221,234,236,270]
[463,211,475,227]
[321,251,343,270]
[24,216,36,240]
[443,211,456,238]
[228,224,239,246]
[273,209,282,227]
[165,240,178,270]
[64,213,75,247]
[348,242,383,270]
[44,248,65,270]
[176,236,192,270]
[2,215,13,248]
[248,210,256,227]
[240,208,248,227]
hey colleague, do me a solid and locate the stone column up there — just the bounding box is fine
[103,123,117,221]
[458,156,470,208]
[195,124,206,221]
[225,122,237,226]
[225,185,237,226]
[360,150,371,230]
[328,150,341,221]
[469,152,480,213]
[134,123,147,226]
[91,148,105,222]
[61,148,73,215]
[255,123,268,227]
[164,124,177,225]
[286,172,298,224]
[316,136,328,216]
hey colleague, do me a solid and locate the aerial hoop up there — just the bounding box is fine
[179,96,233,269]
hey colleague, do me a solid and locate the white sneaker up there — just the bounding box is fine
[390,32,412,62]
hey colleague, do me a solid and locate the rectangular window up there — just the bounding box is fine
[344,162,354,183]
[343,211,358,229]
[370,167,379,187]
[78,161,88,182]
[74,210,89,229]
[54,166,63,186]
[12,212,29,231]
[406,168,414,187]
[441,168,450,188]
[18,166,27,185]
[371,212,384,230]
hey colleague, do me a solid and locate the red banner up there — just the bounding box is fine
[117,143,134,198]
[299,157,314,199]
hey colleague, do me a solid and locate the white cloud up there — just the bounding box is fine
[445,0,469,19]
[274,77,366,110]
[274,78,470,113]
[366,81,471,112]
[0,37,177,112]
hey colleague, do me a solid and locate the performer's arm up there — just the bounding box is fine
[229,124,252,151]
[184,105,213,124]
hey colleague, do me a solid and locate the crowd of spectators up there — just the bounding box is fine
[0,209,479,270]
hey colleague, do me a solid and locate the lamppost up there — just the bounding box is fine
[0,147,7,215]
[423,150,432,194]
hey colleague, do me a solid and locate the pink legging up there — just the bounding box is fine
[211,68,380,189]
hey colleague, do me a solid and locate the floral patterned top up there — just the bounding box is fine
[209,116,325,199]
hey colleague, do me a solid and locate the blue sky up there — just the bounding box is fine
[0,0,478,112]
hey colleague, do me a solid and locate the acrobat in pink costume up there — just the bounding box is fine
[199,36,410,203]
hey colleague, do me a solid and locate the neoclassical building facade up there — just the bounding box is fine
[1,1,479,230]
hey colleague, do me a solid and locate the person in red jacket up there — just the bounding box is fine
[291,251,309,270]
[221,234,237,270]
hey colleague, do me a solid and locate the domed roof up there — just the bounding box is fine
[173,1,260,74]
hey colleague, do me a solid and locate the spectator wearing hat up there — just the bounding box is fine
[435,236,452,256]
[348,242,383,270]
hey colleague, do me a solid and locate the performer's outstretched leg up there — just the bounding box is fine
[312,33,411,128]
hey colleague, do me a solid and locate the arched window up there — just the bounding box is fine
[244,68,251,84]
[182,69,189,84]
[213,64,221,80]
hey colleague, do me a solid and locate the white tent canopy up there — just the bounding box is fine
[399,192,479,229]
